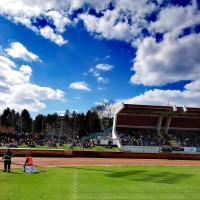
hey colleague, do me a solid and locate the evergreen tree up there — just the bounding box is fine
[21,109,32,133]
[1,107,12,127]
[46,113,59,134]
[34,114,45,133]
[63,110,73,135]
[85,110,101,134]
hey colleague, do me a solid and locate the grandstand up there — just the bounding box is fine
[112,103,200,153]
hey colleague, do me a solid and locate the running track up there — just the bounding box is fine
[1,157,200,169]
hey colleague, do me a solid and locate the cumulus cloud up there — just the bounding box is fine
[131,33,200,86]
[6,42,40,62]
[96,64,113,71]
[149,3,199,35]
[0,0,71,45]
[0,0,158,44]
[0,55,65,113]
[69,81,91,91]
[130,2,200,87]
[79,0,158,41]
[79,11,135,42]
[0,55,15,69]
[45,10,71,33]
[1,0,200,110]
[117,82,200,108]
[40,26,67,46]
[19,65,32,76]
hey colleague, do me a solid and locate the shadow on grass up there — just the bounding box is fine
[59,166,116,173]
[107,170,194,184]
[7,171,23,174]
[9,171,40,175]
[60,166,194,184]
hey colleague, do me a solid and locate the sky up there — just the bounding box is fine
[0,0,200,117]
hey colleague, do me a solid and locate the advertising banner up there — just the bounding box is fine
[184,147,196,153]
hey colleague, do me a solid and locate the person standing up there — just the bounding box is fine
[2,148,14,173]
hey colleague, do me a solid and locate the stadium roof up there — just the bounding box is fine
[119,104,200,117]
[112,103,200,137]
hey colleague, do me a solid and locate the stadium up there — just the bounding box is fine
[1,103,200,200]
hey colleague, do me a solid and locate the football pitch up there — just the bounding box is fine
[1,165,200,200]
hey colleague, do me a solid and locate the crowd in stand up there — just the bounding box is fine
[116,127,200,148]
[169,129,200,147]
[0,132,73,148]
[1,128,200,149]
[0,131,104,149]
[116,128,170,147]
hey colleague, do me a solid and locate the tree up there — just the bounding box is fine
[92,99,114,118]
[15,112,20,132]
[92,100,114,130]
[63,110,73,135]
[77,113,87,137]
[90,111,101,132]
[46,113,59,134]
[71,111,78,138]
[1,107,12,127]
[34,114,45,133]
[21,109,32,133]
[85,110,101,134]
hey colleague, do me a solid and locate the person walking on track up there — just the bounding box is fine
[2,148,14,173]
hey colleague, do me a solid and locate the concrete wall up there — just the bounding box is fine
[1,148,200,160]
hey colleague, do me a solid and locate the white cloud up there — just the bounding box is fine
[149,3,199,35]
[89,64,111,83]
[97,77,109,83]
[19,65,32,77]
[46,10,71,33]
[40,26,67,46]
[5,42,40,62]
[0,0,71,45]
[69,81,91,91]
[0,0,158,44]
[117,82,200,108]
[96,64,113,71]
[1,0,200,112]
[79,0,159,42]
[79,11,136,42]
[184,80,200,93]
[55,110,65,116]
[0,55,65,113]
[0,55,15,69]
[131,33,200,86]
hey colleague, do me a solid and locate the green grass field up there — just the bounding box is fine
[1,165,200,200]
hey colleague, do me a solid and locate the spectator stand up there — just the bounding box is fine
[112,103,200,153]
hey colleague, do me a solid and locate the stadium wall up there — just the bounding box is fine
[0,148,200,160]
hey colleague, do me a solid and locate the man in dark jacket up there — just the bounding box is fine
[2,149,14,173]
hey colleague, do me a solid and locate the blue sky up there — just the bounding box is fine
[0,0,200,117]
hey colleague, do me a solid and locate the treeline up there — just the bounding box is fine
[0,106,113,137]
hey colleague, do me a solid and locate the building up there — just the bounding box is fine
[112,103,200,153]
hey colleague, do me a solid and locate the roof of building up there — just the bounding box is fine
[114,103,200,130]
[0,126,15,133]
